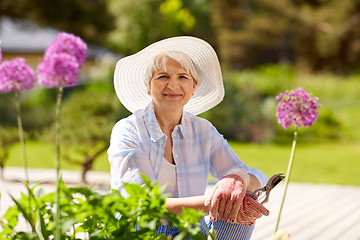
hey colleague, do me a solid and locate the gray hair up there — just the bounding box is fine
[144,51,201,88]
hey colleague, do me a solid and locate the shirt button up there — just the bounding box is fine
[175,154,178,158]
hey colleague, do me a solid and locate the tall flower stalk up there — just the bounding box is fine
[0,41,2,63]
[15,90,29,182]
[0,57,35,183]
[37,32,87,239]
[274,87,321,233]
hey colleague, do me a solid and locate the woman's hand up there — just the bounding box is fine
[204,174,246,222]
[235,194,269,226]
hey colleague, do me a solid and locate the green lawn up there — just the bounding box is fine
[230,141,360,186]
[5,140,110,171]
[5,140,360,186]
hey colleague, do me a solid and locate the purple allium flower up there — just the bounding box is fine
[0,57,35,93]
[44,32,87,67]
[37,32,87,88]
[38,53,80,88]
[275,87,321,129]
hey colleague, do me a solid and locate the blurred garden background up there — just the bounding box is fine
[0,0,359,186]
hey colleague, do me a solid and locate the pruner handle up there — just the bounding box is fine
[249,173,285,204]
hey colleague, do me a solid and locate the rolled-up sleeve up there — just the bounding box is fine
[208,125,268,187]
[107,119,155,191]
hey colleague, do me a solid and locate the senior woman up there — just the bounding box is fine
[108,36,269,239]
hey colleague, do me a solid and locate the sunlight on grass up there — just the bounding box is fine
[6,140,110,171]
[230,141,360,186]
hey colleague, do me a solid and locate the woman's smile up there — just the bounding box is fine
[164,92,183,98]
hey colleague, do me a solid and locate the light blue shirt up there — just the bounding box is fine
[108,103,268,198]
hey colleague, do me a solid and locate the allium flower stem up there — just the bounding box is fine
[15,91,34,227]
[14,90,29,183]
[55,86,63,240]
[274,126,298,233]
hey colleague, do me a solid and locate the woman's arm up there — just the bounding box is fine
[166,195,210,216]
[247,173,261,193]
[165,175,260,217]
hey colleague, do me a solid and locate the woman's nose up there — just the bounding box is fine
[166,77,179,90]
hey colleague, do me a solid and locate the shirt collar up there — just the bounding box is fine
[177,113,187,138]
[144,103,187,141]
[144,103,164,142]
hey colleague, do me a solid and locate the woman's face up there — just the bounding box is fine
[149,58,196,113]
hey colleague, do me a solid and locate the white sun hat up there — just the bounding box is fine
[114,36,224,115]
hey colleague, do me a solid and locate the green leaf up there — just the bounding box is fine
[61,219,79,235]
[10,194,36,233]
[173,231,188,240]
[2,205,20,230]
[207,228,217,240]
[124,182,146,197]
[154,234,168,240]
[140,173,151,187]
[35,207,47,240]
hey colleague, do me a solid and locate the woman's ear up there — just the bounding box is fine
[147,79,152,95]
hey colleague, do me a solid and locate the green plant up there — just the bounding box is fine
[37,32,88,239]
[0,174,213,239]
[273,88,321,233]
[0,57,36,183]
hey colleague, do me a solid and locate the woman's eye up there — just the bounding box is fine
[158,75,168,79]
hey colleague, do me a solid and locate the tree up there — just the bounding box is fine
[212,0,360,73]
[160,0,196,37]
[1,0,212,56]
[290,0,360,73]
[106,0,164,55]
[0,0,115,46]
[56,89,120,183]
[106,0,207,55]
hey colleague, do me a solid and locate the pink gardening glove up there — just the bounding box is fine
[204,174,247,222]
[235,194,270,226]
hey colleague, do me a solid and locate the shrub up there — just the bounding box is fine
[201,64,356,143]
[0,126,19,179]
[0,174,213,239]
[200,64,295,142]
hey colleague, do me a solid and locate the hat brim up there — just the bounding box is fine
[114,36,224,115]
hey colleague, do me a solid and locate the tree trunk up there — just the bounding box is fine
[80,145,108,184]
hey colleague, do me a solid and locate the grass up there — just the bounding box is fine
[4,140,360,186]
[230,141,360,186]
[4,140,110,171]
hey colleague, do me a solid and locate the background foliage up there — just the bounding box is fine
[106,0,211,54]
[0,0,114,46]
[2,0,359,73]
[201,64,360,143]
[212,0,360,73]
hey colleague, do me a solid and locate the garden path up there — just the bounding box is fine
[1,167,360,240]
[250,182,360,240]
